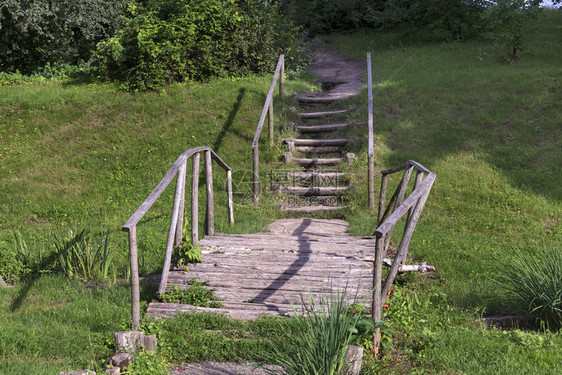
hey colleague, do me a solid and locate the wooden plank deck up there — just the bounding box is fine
[147,219,375,320]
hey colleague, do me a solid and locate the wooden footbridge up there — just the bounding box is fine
[121,53,436,353]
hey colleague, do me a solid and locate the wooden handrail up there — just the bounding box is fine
[251,55,285,205]
[122,146,234,330]
[371,160,435,356]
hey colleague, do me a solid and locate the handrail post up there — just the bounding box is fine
[268,99,274,146]
[191,153,200,243]
[204,150,214,236]
[279,55,285,97]
[227,169,234,225]
[128,226,140,331]
[372,234,385,357]
[367,52,375,211]
[253,147,259,205]
[377,175,388,226]
[159,162,186,295]
[175,161,186,246]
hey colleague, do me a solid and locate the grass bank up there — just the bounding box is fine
[331,9,562,374]
[0,10,561,375]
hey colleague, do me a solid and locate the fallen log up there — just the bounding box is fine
[383,258,435,273]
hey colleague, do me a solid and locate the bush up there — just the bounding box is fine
[496,245,562,331]
[485,0,541,61]
[94,0,308,91]
[379,0,488,39]
[281,0,382,34]
[0,0,124,74]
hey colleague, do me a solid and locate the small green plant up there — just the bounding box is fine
[52,228,117,285]
[260,283,380,375]
[160,279,224,308]
[495,245,562,331]
[172,221,202,270]
[123,350,167,375]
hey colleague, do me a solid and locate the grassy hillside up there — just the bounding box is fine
[332,9,562,373]
[0,9,560,375]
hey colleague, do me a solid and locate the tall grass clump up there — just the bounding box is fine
[260,284,375,375]
[496,245,562,331]
[53,228,118,285]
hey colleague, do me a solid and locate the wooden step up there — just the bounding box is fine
[277,186,350,196]
[291,138,349,146]
[296,123,349,133]
[292,157,344,166]
[280,205,349,213]
[295,146,343,153]
[296,93,355,103]
[297,109,349,119]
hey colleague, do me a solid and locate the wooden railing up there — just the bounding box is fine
[122,147,234,330]
[252,55,285,205]
[367,52,375,211]
[371,160,436,355]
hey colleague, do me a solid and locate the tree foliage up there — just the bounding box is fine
[485,0,542,61]
[93,0,307,91]
[0,0,124,74]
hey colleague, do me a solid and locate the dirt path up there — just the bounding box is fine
[300,47,364,98]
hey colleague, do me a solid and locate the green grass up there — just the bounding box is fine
[327,9,562,374]
[1,9,561,375]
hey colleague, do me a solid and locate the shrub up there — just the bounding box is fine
[93,0,308,91]
[281,0,382,34]
[379,0,488,39]
[496,245,562,331]
[0,0,124,74]
[485,0,541,61]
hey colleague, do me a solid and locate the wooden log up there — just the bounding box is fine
[268,99,274,146]
[279,55,285,96]
[159,163,186,295]
[127,227,140,331]
[253,147,259,205]
[115,331,144,354]
[377,175,388,226]
[368,154,375,211]
[175,161,187,246]
[204,150,214,236]
[372,235,385,357]
[381,186,433,301]
[191,153,200,243]
[382,258,435,272]
[339,345,364,375]
[226,169,234,226]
